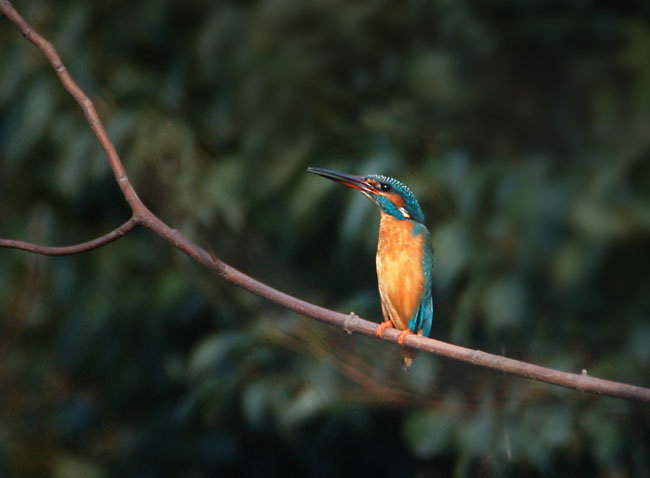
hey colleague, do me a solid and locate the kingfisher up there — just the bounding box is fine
[307,167,434,370]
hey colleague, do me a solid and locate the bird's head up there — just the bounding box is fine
[307,167,425,223]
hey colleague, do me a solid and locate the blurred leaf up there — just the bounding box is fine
[403,408,457,458]
[482,276,528,330]
[432,221,471,288]
[188,332,247,380]
[52,456,107,478]
[279,386,331,430]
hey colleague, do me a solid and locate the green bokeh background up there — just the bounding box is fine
[1,1,649,476]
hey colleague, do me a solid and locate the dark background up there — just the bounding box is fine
[1,1,649,476]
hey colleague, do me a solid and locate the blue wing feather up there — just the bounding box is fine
[408,224,434,337]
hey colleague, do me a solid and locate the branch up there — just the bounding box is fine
[0,217,138,255]
[1,0,649,403]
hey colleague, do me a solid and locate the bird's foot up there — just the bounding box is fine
[398,329,414,345]
[376,320,395,337]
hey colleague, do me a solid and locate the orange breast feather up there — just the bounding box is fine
[375,212,426,331]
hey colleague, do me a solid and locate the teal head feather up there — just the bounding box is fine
[365,174,425,224]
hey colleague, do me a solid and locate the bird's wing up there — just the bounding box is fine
[408,225,434,337]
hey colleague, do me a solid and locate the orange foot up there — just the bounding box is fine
[398,329,414,345]
[376,320,395,337]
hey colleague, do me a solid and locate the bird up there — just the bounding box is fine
[307,167,434,370]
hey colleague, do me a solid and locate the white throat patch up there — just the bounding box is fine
[398,207,410,219]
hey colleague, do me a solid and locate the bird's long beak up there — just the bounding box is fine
[307,167,376,196]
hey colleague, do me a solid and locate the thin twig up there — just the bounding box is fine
[1,0,649,403]
[0,217,138,256]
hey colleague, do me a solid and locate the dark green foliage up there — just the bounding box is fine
[1,1,649,476]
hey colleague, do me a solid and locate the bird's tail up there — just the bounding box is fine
[402,350,417,371]
[402,329,426,371]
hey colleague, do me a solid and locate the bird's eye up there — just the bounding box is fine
[380,183,391,192]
